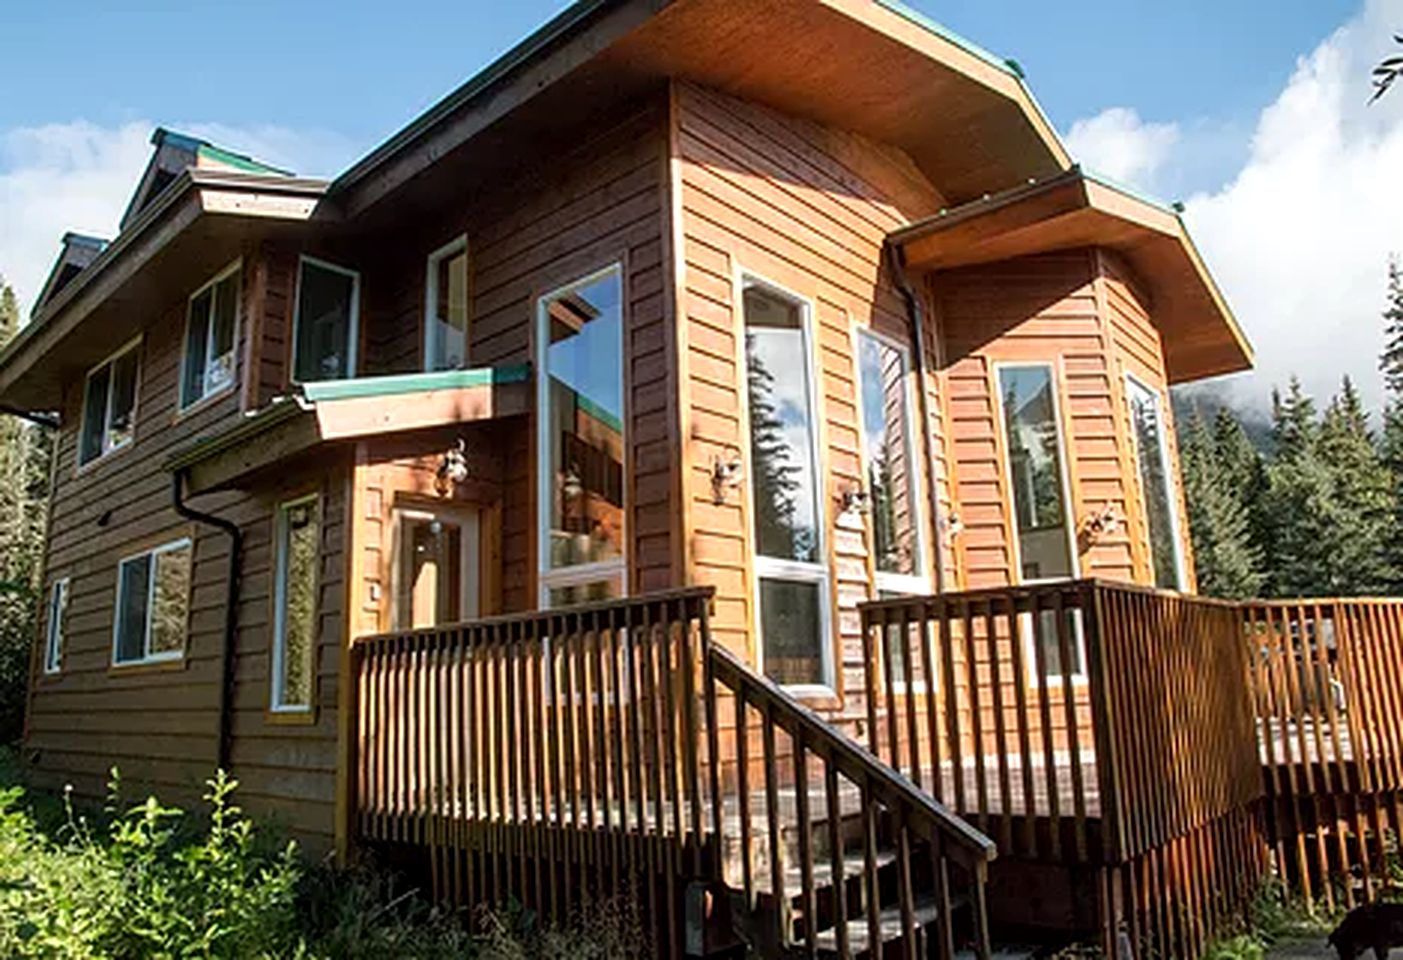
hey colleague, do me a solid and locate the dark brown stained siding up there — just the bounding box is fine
[31,252,255,803]
[465,99,674,599]
[672,81,947,714]
[28,247,347,850]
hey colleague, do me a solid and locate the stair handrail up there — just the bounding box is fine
[707,643,997,871]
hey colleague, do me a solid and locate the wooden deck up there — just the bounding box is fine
[349,584,1403,960]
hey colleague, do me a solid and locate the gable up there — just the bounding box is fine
[120,127,293,231]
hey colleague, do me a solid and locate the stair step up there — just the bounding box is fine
[813,895,947,958]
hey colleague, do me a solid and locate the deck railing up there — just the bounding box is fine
[1245,597,1403,912]
[860,580,1266,956]
[352,587,996,958]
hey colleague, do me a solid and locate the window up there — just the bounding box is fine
[1021,606,1088,683]
[1126,376,1186,590]
[79,340,140,465]
[857,330,926,594]
[424,237,469,371]
[743,279,831,690]
[43,578,69,674]
[393,506,479,629]
[996,364,1076,582]
[113,539,191,665]
[537,266,626,606]
[181,263,241,408]
[292,258,359,382]
[272,496,320,711]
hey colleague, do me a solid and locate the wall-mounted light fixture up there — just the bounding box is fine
[1080,502,1122,544]
[434,438,469,497]
[710,449,743,504]
[839,484,871,518]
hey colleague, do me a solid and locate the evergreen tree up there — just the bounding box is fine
[0,279,52,741]
[1179,410,1265,598]
[1211,406,1270,558]
[1261,379,1336,597]
[1316,378,1396,593]
[1380,258,1403,394]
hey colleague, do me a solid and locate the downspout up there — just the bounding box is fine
[171,469,241,772]
[884,239,946,594]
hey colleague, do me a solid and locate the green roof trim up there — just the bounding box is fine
[1080,166,1180,218]
[873,0,1017,76]
[574,393,623,434]
[298,363,531,403]
[196,142,293,177]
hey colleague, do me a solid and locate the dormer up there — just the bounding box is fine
[31,232,108,315]
[118,127,294,231]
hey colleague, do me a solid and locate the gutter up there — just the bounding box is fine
[884,239,946,594]
[171,469,241,772]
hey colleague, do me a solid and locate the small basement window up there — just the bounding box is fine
[112,539,192,665]
[43,578,70,674]
[79,340,141,466]
[181,262,241,408]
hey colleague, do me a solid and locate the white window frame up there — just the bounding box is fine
[271,494,320,713]
[111,538,191,666]
[390,504,481,629]
[179,259,242,410]
[853,326,931,598]
[1124,373,1189,591]
[290,255,361,384]
[43,577,70,675]
[536,263,629,609]
[423,235,470,372]
[78,337,142,467]
[991,360,1088,686]
[737,271,835,697]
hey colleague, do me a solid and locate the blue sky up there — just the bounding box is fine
[2,0,1402,412]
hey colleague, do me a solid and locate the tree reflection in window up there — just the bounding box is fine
[998,365,1073,581]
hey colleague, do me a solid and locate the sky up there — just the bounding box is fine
[2,0,1402,414]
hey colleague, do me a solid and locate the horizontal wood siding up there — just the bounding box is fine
[673,81,945,715]
[1098,250,1197,591]
[29,248,348,849]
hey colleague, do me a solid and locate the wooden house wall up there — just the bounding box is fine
[669,81,948,716]
[28,247,347,850]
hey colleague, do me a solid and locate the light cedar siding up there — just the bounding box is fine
[672,81,946,714]
[1098,249,1199,591]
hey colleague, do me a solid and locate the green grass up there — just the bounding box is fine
[0,750,646,958]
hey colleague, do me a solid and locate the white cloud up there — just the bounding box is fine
[1181,0,1403,415]
[0,120,359,319]
[1064,106,1180,194]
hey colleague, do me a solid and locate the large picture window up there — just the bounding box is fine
[857,330,926,594]
[272,496,320,712]
[424,237,469,371]
[79,339,140,466]
[180,262,240,408]
[112,539,191,665]
[997,364,1076,582]
[996,363,1086,682]
[1126,376,1186,590]
[292,257,359,383]
[743,279,830,690]
[537,266,625,607]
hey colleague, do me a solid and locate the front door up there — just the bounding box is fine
[392,506,480,629]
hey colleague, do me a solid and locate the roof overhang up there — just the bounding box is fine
[167,365,532,495]
[891,169,1253,384]
[0,170,328,411]
[332,0,1070,218]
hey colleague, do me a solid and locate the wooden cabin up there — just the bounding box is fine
[14,2,1398,957]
